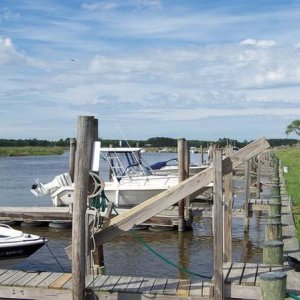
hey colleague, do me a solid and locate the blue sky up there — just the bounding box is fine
[1,0,300,141]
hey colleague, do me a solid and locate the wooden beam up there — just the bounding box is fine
[93,137,270,246]
[178,138,186,232]
[224,145,233,263]
[72,116,94,300]
[69,138,76,183]
[213,149,224,300]
[244,160,251,232]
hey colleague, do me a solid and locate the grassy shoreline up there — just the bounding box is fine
[274,147,300,240]
[0,146,66,157]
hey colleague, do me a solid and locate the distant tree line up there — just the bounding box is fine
[0,138,70,147]
[0,137,298,148]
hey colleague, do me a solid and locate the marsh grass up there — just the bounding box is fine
[275,147,300,240]
[0,146,65,157]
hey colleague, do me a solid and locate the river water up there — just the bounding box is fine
[0,151,269,279]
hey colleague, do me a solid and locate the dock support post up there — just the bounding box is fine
[260,272,287,300]
[244,159,251,232]
[72,116,94,300]
[223,145,233,262]
[256,154,261,198]
[184,140,192,229]
[178,138,187,232]
[213,149,224,300]
[263,240,284,264]
[265,222,282,241]
[69,138,76,182]
[200,145,204,164]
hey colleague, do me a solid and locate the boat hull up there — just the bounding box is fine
[0,239,46,260]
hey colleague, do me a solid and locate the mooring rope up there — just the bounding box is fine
[130,229,212,279]
[45,242,65,272]
[99,191,212,279]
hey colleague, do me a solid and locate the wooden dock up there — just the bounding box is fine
[0,269,213,300]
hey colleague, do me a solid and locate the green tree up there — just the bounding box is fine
[286,120,300,136]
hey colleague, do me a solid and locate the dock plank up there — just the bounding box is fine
[112,276,132,292]
[49,273,72,289]
[176,279,190,297]
[1,271,27,286]
[87,274,109,289]
[163,278,179,295]
[14,271,40,287]
[138,277,156,293]
[99,275,120,291]
[125,276,143,293]
[189,279,202,297]
[25,272,52,287]
[225,263,244,285]
[37,272,63,288]
[241,263,257,286]
[0,270,19,284]
[150,278,167,294]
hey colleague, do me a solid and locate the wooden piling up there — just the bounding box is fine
[184,140,191,228]
[262,240,284,265]
[256,154,261,198]
[265,222,282,241]
[72,116,94,300]
[200,145,204,164]
[269,203,281,216]
[213,149,224,300]
[178,138,186,232]
[244,159,251,232]
[69,138,76,182]
[223,145,233,262]
[260,272,287,300]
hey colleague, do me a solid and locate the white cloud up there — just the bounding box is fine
[0,7,20,22]
[240,38,276,48]
[81,2,119,11]
[0,37,26,65]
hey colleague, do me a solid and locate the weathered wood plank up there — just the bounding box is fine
[14,271,40,287]
[163,278,179,295]
[0,207,71,221]
[1,271,27,286]
[25,272,52,287]
[37,272,63,288]
[100,275,120,291]
[189,279,202,297]
[151,278,167,294]
[255,264,270,286]
[176,279,190,297]
[0,269,19,284]
[138,277,156,293]
[241,263,257,286]
[125,276,144,293]
[225,263,244,285]
[87,274,109,289]
[112,276,132,292]
[49,273,72,289]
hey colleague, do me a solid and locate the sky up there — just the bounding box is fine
[1,0,300,141]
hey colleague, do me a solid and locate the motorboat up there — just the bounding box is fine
[30,147,213,208]
[0,224,46,262]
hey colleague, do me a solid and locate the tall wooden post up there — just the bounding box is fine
[184,140,191,224]
[213,149,224,300]
[223,145,233,262]
[256,154,261,198]
[244,159,251,232]
[69,138,77,182]
[72,116,94,300]
[178,138,186,232]
[200,145,204,164]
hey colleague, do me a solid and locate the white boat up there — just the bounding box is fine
[0,224,46,264]
[31,147,212,208]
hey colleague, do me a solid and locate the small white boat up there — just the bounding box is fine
[0,224,46,263]
[31,147,212,208]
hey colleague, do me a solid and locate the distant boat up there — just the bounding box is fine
[158,147,169,153]
[0,224,46,265]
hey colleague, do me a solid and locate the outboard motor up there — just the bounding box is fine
[31,173,72,197]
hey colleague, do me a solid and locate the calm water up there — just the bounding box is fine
[0,151,269,279]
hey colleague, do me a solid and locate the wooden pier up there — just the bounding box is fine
[1,116,300,300]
